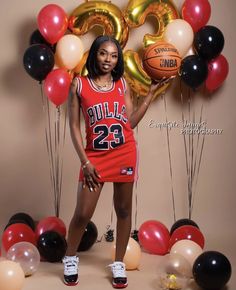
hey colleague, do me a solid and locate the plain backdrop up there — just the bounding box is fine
[0,0,235,286]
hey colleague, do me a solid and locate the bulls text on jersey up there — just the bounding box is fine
[87,101,128,127]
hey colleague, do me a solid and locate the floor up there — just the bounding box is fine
[15,239,235,290]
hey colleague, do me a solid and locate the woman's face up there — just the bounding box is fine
[96,41,118,75]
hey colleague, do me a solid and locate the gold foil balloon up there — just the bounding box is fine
[124,0,179,47]
[68,1,129,48]
[73,50,89,76]
[124,50,169,100]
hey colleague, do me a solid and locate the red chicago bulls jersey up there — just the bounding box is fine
[75,76,138,182]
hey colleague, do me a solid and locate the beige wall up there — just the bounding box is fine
[0,0,235,256]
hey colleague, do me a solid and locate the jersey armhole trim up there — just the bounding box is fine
[120,77,127,94]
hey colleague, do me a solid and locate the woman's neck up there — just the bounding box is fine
[93,74,113,83]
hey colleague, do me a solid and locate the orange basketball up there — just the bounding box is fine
[142,41,181,80]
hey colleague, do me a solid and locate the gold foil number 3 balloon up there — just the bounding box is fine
[123,0,179,99]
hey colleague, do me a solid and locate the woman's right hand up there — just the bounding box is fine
[82,162,101,192]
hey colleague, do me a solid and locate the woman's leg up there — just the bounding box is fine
[66,182,104,256]
[113,182,134,261]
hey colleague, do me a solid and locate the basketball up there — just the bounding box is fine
[142,41,181,80]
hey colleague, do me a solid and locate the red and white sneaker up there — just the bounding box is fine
[109,261,128,288]
[62,255,79,286]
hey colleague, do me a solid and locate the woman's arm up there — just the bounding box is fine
[68,78,101,190]
[124,79,168,129]
[68,78,88,165]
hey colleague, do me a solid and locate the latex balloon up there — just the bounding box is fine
[170,240,203,268]
[194,25,225,61]
[180,55,208,89]
[170,218,199,235]
[165,253,192,278]
[164,19,194,57]
[182,0,211,32]
[124,0,179,47]
[7,242,40,277]
[111,237,141,270]
[77,221,98,252]
[169,225,205,249]
[37,231,67,262]
[69,1,128,49]
[29,29,56,53]
[23,44,54,82]
[138,220,170,255]
[9,212,35,231]
[4,219,29,231]
[73,50,89,76]
[37,4,68,44]
[43,68,71,106]
[0,260,25,290]
[2,223,36,252]
[35,216,67,239]
[56,34,84,70]
[123,50,169,99]
[206,54,229,92]
[193,251,231,290]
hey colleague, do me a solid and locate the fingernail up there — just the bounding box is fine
[98,175,101,178]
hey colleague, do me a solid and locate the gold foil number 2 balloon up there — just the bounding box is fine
[69,0,179,99]
[123,0,179,98]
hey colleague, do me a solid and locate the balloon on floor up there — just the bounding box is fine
[111,237,141,270]
[7,242,40,277]
[77,221,98,252]
[0,260,25,290]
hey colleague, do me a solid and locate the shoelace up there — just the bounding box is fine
[108,263,126,277]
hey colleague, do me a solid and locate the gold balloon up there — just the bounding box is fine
[124,0,179,47]
[69,1,129,48]
[73,50,89,76]
[124,50,169,100]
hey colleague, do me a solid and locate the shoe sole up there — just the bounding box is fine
[63,280,79,286]
[112,282,128,289]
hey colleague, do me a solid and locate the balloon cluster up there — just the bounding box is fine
[179,0,229,91]
[23,4,84,107]
[0,212,98,288]
[137,218,231,290]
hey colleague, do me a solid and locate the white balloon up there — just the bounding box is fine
[164,19,194,57]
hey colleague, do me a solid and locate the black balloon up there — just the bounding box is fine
[180,55,208,89]
[77,221,98,251]
[170,218,199,236]
[23,44,54,82]
[37,231,67,262]
[29,29,56,53]
[194,25,225,61]
[9,212,35,231]
[193,251,232,290]
[4,219,29,231]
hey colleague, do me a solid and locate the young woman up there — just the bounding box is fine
[63,35,165,288]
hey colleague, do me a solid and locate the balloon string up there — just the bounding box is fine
[191,90,210,215]
[40,84,56,215]
[180,81,191,217]
[134,94,140,230]
[162,93,176,222]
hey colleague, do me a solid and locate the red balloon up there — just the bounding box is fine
[35,216,66,239]
[169,225,205,249]
[182,0,211,32]
[206,54,229,92]
[2,223,36,252]
[138,220,170,255]
[37,4,68,44]
[43,69,71,106]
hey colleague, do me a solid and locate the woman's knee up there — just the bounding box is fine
[72,210,92,226]
[115,205,131,219]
